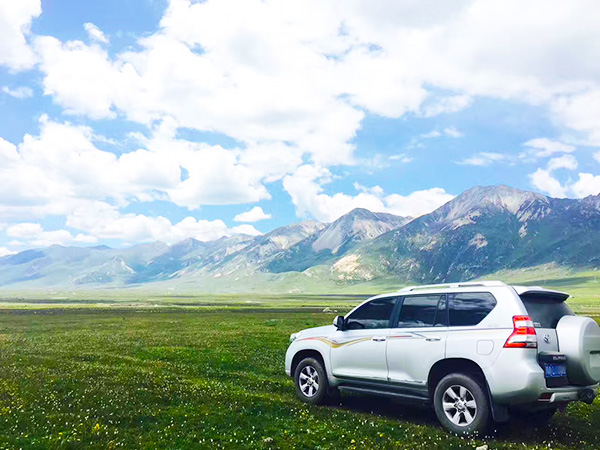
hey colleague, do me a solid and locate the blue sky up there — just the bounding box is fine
[0,0,599,254]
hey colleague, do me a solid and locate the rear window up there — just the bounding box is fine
[520,295,574,329]
[448,292,497,327]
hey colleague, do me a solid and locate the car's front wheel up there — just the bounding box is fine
[433,373,490,435]
[294,357,329,405]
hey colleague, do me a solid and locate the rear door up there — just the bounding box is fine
[386,294,447,387]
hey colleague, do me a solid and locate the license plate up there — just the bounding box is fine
[545,363,567,378]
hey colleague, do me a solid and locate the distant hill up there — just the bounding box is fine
[266,208,409,273]
[1,184,599,291]
[347,185,600,283]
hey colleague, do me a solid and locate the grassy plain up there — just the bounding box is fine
[0,269,599,449]
[0,307,599,450]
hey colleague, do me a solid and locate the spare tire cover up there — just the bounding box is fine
[556,315,600,386]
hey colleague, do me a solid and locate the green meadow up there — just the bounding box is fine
[0,269,599,449]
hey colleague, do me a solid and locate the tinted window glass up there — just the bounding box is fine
[395,295,444,328]
[448,292,497,326]
[521,296,574,329]
[345,297,397,330]
[434,295,448,327]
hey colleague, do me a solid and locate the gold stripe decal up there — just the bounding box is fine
[300,337,372,348]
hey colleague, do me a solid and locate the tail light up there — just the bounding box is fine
[504,315,537,348]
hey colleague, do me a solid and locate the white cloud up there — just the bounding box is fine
[594,151,600,164]
[2,86,34,98]
[34,3,364,166]
[389,153,414,163]
[571,173,600,198]
[65,202,260,244]
[419,95,473,117]
[353,183,385,197]
[6,222,97,247]
[83,22,109,44]
[234,206,271,223]
[529,168,568,198]
[35,36,126,119]
[0,137,18,161]
[385,188,456,218]
[523,138,575,158]
[443,127,465,138]
[283,165,454,221]
[231,224,262,236]
[0,247,16,257]
[529,153,600,198]
[529,154,578,198]
[357,154,392,172]
[457,152,506,166]
[420,130,441,139]
[0,117,276,223]
[420,127,464,140]
[239,142,303,183]
[283,165,386,222]
[552,90,600,146]
[30,0,600,172]
[6,222,42,238]
[0,0,41,71]
[165,144,271,208]
[547,154,578,171]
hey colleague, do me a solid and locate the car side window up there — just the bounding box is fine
[345,297,397,330]
[448,292,497,326]
[395,295,445,328]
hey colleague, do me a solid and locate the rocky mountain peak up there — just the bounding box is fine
[311,208,408,253]
[268,220,324,237]
[260,220,325,252]
[581,193,600,210]
[436,184,548,221]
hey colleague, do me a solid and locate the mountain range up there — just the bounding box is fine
[1,185,599,292]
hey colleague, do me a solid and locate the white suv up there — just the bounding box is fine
[285,281,600,434]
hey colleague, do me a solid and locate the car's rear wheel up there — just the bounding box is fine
[294,357,329,405]
[433,373,490,435]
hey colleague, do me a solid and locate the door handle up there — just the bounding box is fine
[372,336,387,342]
[426,337,441,342]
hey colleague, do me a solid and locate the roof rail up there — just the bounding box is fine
[399,280,506,292]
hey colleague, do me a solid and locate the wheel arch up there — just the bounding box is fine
[291,349,326,377]
[428,357,509,422]
[428,358,487,396]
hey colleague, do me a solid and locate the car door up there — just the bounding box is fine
[330,296,397,382]
[386,294,448,387]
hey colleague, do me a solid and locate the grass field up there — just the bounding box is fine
[0,308,599,449]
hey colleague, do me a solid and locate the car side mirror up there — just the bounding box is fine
[333,315,345,330]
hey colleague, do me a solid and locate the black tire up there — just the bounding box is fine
[433,373,490,435]
[294,357,329,405]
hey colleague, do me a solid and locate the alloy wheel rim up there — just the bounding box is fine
[442,385,478,426]
[299,365,320,397]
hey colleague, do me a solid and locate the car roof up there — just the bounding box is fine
[368,281,570,299]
